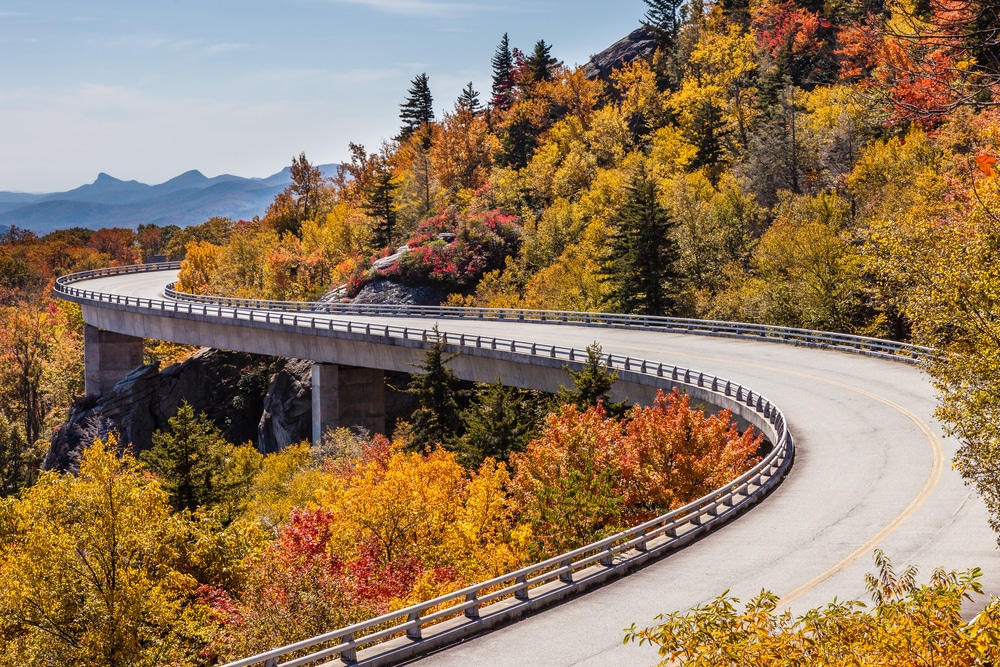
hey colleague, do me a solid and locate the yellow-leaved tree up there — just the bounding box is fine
[625,551,1000,666]
[0,438,212,666]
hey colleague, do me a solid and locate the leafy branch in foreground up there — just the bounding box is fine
[625,550,1000,666]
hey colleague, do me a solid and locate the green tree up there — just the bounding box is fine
[140,402,229,513]
[398,72,435,143]
[364,157,398,250]
[602,166,682,316]
[557,342,628,417]
[525,40,559,85]
[458,379,549,468]
[490,33,516,112]
[457,81,482,115]
[641,0,685,50]
[407,327,463,451]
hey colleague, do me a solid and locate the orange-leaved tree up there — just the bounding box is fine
[511,389,762,555]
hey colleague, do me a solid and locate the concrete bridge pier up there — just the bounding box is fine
[312,363,386,444]
[84,325,144,398]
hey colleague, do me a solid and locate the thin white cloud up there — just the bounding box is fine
[105,34,249,58]
[204,42,251,55]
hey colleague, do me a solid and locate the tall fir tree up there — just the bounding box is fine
[490,33,516,111]
[457,81,482,115]
[458,379,549,468]
[641,0,686,50]
[557,343,629,417]
[140,401,229,512]
[398,72,435,142]
[407,326,463,451]
[602,166,682,317]
[525,39,560,84]
[364,158,397,249]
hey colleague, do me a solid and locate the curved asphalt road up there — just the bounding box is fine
[69,271,1000,666]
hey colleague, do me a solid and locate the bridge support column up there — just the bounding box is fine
[84,325,144,397]
[312,364,385,444]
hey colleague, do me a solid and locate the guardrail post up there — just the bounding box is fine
[407,610,423,639]
[465,593,481,619]
[559,559,573,583]
[340,632,357,663]
[514,575,529,600]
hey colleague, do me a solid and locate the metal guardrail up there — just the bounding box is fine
[160,282,932,365]
[59,262,931,363]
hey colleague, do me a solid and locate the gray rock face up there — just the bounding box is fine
[351,279,446,306]
[258,359,314,454]
[47,347,440,472]
[583,27,656,82]
[45,349,274,472]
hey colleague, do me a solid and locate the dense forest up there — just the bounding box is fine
[2,0,1000,662]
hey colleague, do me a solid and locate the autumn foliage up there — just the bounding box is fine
[511,390,761,554]
[626,550,1000,666]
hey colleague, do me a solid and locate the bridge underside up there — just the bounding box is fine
[83,322,389,445]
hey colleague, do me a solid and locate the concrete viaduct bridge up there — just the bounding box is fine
[56,263,999,667]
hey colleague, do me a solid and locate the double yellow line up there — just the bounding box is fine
[776,375,944,606]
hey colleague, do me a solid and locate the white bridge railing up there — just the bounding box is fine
[163,283,930,365]
[52,263,919,666]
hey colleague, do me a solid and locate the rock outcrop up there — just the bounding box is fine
[351,279,446,306]
[45,349,275,472]
[583,27,657,83]
[257,359,314,454]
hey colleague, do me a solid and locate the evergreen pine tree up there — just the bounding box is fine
[407,326,463,451]
[490,33,515,111]
[457,81,482,115]
[458,379,549,468]
[602,166,682,317]
[398,72,435,142]
[364,158,397,249]
[525,39,560,84]
[641,0,686,50]
[557,343,629,416]
[140,402,228,512]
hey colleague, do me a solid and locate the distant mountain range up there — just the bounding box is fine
[0,164,340,233]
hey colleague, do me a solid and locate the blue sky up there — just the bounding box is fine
[0,0,646,192]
